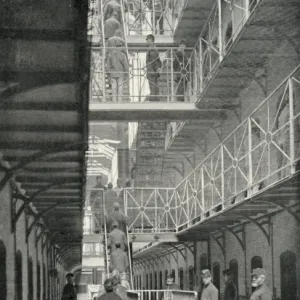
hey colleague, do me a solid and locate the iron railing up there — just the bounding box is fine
[124,188,179,233]
[90,47,198,103]
[124,0,188,36]
[127,289,197,300]
[124,65,300,232]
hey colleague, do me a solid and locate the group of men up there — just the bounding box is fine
[197,267,272,300]
[145,35,190,101]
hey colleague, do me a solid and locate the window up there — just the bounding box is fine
[0,241,7,300]
[43,263,46,300]
[146,274,149,289]
[159,271,163,289]
[178,268,184,290]
[280,251,297,300]
[229,259,239,293]
[165,270,168,284]
[154,271,157,289]
[200,253,208,270]
[150,273,153,289]
[15,251,23,300]
[28,257,33,300]
[37,262,41,300]
[251,256,263,271]
[189,266,194,290]
[213,262,220,299]
[171,269,175,281]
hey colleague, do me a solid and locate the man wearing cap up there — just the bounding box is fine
[62,273,77,300]
[107,202,128,233]
[165,274,181,290]
[173,39,190,102]
[109,221,128,251]
[200,269,218,300]
[146,34,162,100]
[97,278,123,300]
[250,268,272,300]
[222,269,237,300]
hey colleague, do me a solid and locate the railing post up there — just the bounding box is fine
[289,78,295,174]
[171,49,174,102]
[100,0,106,102]
[193,49,198,102]
[201,166,205,217]
[217,0,223,61]
[248,118,253,192]
[221,145,224,209]
[199,40,203,94]
[245,0,250,19]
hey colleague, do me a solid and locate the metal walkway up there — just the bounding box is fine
[89,103,227,121]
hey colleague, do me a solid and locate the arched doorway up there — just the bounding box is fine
[28,257,33,300]
[280,251,297,300]
[229,259,239,294]
[0,241,7,300]
[15,251,23,300]
[213,262,220,299]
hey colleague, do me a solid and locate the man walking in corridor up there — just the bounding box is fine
[200,269,218,300]
[250,268,272,300]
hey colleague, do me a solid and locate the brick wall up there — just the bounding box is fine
[133,209,300,298]
[0,170,70,300]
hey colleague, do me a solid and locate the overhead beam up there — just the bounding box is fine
[89,103,227,122]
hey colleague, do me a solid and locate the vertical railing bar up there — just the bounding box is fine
[221,145,224,208]
[171,49,174,102]
[217,0,223,61]
[289,78,295,173]
[199,40,203,93]
[248,118,253,191]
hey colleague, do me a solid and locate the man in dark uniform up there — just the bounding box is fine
[173,39,190,102]
[146,34,162,100]
[250,268,272,300]
[62,273,77,300]
[222,269,237,300]
[200,269,218,300]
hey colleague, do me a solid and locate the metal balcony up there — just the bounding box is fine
[124,65,300,234]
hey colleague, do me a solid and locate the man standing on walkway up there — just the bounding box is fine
[107,202,128,233]
[250,268,272,300]
[200,269,218,300]
[146,34,162,100]
[97,278,122,300]
[109,242,129,274]
[109,221,128,251]
[173,39,189,102]
[222,269,237,300]
[62,273,77,300]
